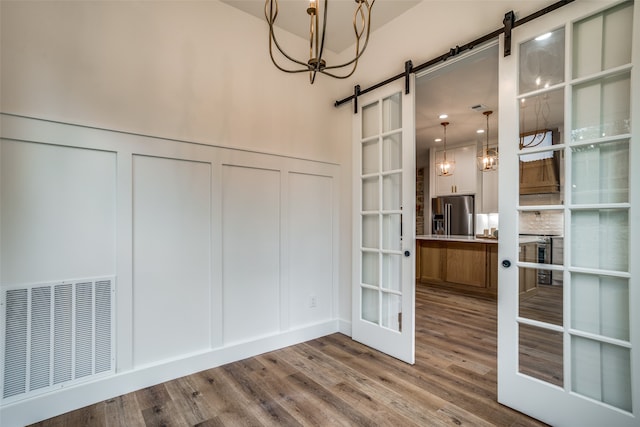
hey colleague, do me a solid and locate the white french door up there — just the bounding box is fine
[498,1,639,425]
[352,78,416,364]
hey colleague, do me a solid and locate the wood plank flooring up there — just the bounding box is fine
[30,284,548,427]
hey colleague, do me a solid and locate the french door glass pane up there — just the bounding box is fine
[571,273,629,341]
[573,1,633,79]
[519,27,565,94]
[519,90,564,148]
[571,336,632,412]
[519,323,563,386]
[362,287,379,323]
[362,103,379,139]
[362,139,379,175]
[571,72,631,142]
[362,214,379,249]
[381,292,401,332]
[571,139,629,204]
[518,267,563,326]
[362,177,379,211]
[382,134,402,171]
[362,252,379,287]
[382,93,401,132]
[571,209,628,272]
[382,214,401,251]
[382,173,401,211]
[518,210,564,240]
[382,254,401,292]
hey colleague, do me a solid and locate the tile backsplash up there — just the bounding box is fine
[519,210,564,235]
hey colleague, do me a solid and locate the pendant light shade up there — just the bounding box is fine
[477,110,498,171]
[437,121,455,176]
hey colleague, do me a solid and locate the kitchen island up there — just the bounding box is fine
[416,235,498,297]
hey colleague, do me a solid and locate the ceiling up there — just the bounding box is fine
[415,44,499,159]
[221,0,422,53]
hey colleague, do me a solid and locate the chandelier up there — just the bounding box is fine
[436,122,454,176]
[477,110,498,171]
[264,0,375,84]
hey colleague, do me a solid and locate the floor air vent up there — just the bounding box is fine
[2,277,115,403]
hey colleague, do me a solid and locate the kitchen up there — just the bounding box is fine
[414,41,565,306]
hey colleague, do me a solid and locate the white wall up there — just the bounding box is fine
[0,115,341,426]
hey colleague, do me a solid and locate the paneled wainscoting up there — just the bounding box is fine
[30,285,547,426]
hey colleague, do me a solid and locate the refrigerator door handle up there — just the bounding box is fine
[445,203,451,235]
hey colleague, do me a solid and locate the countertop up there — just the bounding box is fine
[416,234,498,244]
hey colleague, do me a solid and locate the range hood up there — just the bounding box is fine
[519,129,560,194]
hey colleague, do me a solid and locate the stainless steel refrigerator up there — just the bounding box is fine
[431,195,475,236]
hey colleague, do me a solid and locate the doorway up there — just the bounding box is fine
[414,43,500,298]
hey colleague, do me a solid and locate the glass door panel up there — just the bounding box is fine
[382,254,401,292]
[382,93,401,132]
[518,323,563,386]
[571,139,629,204]
[572,337,632,412]
[362,103,379,139]
[572,72,631,141]
[571,273,629,341]
[362,252,379,287]
[382,134,402,171]
[518,27,565,94]
[362,177,379,211]
[362,139,379,174]
[571,209,628,272]
[573,1,633,79]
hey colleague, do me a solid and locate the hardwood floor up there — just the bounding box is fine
[30,285,548,427]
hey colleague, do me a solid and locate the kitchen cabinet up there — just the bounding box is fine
[445,242,487,287]
[418,241,444,283]
[434,145,478,196]
[481,169,499,213]
[417,238,497,296]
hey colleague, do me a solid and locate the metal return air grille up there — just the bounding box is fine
[2,278,115,402]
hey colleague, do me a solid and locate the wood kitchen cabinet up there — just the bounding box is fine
[419,241,444,283]
[444,242,487,287]
[434,145,478,196]
[417,239,497,296]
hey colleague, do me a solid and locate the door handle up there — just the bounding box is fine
[404,250,411,257]
[502,259,512,268]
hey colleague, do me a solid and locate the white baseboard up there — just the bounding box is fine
[0,320,339,427]
[338,318,352,336]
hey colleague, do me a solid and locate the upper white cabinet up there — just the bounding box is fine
[434,144,477,196]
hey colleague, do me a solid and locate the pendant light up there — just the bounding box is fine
[477,110,498,171]
[264,0,375,84]
[437,121,454,176]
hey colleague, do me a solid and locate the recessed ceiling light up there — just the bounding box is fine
[435,138,442,142]
[477,129,485,134]
[439,114,448,119]
[535,32,552,41]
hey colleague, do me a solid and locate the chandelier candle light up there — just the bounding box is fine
[478,110,498,171]
[437,121,454,176]
[264,0,375,84]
